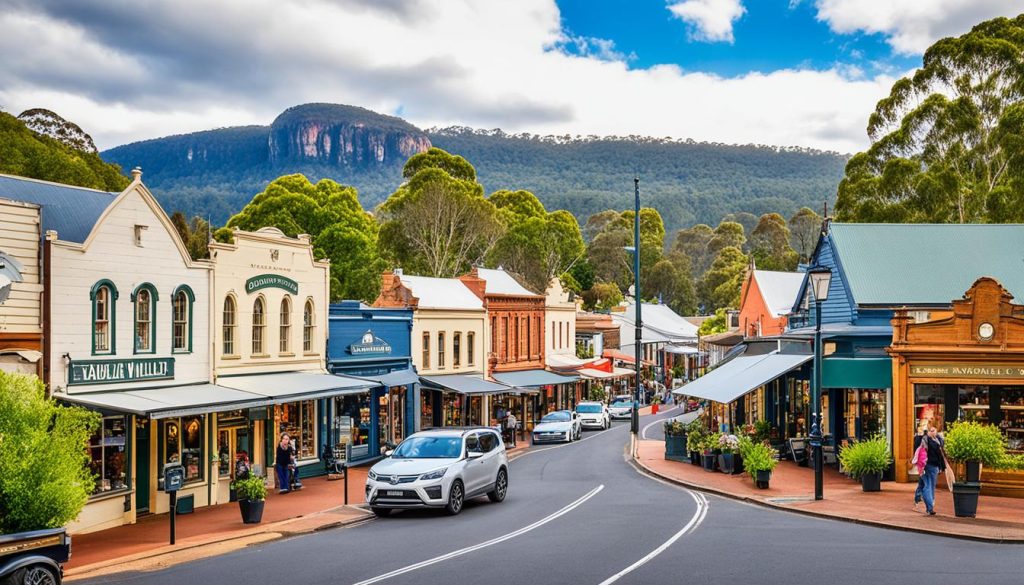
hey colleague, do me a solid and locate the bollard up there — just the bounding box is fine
[343,464,349,505]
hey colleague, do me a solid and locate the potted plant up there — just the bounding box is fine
[686,423,706,466]
[717,434,742,474]
[944,421,1006,517]
[235,476,267,524]
[701,432,722,472]
[663,419,688,461]
[837,436,891,492]
[651,394,662,415]
[741,441,777,488]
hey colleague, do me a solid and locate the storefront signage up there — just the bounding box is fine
[69,358,175,386]
[348,330,392,356]
[245,274,298,295]
[910,363,1024,379]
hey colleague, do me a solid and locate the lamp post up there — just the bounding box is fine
[807,265,832,501]
[632,177,642,439]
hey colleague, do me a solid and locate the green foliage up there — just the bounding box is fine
[586,385,606,401]
[740,442,778,478]
[403,147,477,182]
[170,212,212,260]
[700,246,747,312]
[686,424,707,453]
[707,221,746,257]
[0,111,129,192]
[701,432,723,453]
[698,308,729,336]
[837,436,892,477]
[994,453,1024,471]
[672,224,715,277]
[226,174,384,301]
[944,421,1006,465]
[663,419,687,437]
[581,282,623,311]
[788,207,823,263]
[835,15,1024,224]
[750,213,799,271]
[0,372,101,533]
[567,258,595,292]
[234,476,268,501]
[488,194,585,292]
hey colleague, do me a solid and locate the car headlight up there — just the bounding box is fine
[419,467,448,481]
[368,470,378,481]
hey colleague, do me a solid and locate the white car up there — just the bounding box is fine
[532,410,582,444]
[575,401,610,430]
[365,428,509,517]
[608,399,636,420]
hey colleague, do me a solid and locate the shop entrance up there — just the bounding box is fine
[914,384,1024,453]
[136,423,150,513]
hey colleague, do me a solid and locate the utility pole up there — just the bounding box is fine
[631,177,642,445]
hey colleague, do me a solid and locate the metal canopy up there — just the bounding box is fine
[217,371,373,401]
[353,367,420,388]
[672,352,812,404]
[59,383,275,419]
[419,374,513,395]
[492,369,578,388]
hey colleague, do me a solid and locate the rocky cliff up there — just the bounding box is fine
[18,108,98,153]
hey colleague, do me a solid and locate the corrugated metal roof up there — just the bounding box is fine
[0,174,118,243]
[399,274,484,310]
[477,268,538,297]
[753,270,804,317]
[616,302,698,340]
[829,224,1024,305]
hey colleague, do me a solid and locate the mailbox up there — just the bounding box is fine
[163,464,185,493]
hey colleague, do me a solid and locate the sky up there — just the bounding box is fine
[0,0,1021,153]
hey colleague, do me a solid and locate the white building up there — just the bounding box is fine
[0,194,42,375]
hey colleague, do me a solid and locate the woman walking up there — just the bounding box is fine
[275,432,293,495]
[914,426,944,515]
[912,425,928,510]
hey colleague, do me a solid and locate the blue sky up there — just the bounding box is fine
[557,0,919,77]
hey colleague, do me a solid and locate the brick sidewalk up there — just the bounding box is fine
[636,439,1024,542]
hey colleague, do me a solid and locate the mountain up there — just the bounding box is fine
[0,110,129,191]
[101,103,847,232]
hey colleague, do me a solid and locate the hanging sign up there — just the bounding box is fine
[245,274,298,295]
[69,357,175,386]
[348,330,392,356]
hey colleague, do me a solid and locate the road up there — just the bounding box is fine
[88,407,1024,585]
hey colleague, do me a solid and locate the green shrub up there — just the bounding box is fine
[993,453,1024,471]
[651,395,663,405]
[944,421,1006,466]
[234,476,267,501]
[701,432,722,453]
[837,436,891,477]
[743,442,778,479]
[587,386,607,402]
[663,420,687,437]
[686,425,706,452]
[0,371,100,534]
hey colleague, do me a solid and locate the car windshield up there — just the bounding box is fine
[611,401,633,408]
[391,436,463,459]
[541,411,571,423]
[576,404,602,413]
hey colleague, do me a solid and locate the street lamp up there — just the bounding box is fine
[807,265,831,501]
[632,177,642,440]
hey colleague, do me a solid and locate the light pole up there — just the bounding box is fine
[807,265,832,501]
[631,177,643,439]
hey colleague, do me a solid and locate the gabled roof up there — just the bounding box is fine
[617,302,699,340]
[0,174,118,243]
[476,268,538,297]
[399,274,484,311]
[753,270,805,317]
[828,224,1024,305]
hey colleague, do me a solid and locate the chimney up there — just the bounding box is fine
[373,271,418,309]
[131,167,142,181]
[458,267,486,301]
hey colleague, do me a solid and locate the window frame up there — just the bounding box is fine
[422,332,430,370]
[160,415,205,484]
[252,295,267,356]
[303,298,316,354]
[90,280,118,355]
[438,331,446,369]
[453,332,461,368]
[172,285,194,354]
[280,295,292,354]
[467,331,475,366]
[223,295,238,357]
[131,283,158,355]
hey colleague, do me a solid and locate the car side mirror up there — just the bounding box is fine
[467,451,483,459]
[383,449,394,457]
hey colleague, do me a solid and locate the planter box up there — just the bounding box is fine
[952,482,981,518]
[239,499,265,524]
[965,461,982,483]
[861,472,881,492]
[665,435,688,461]
[689,451,702,466]
[754,469,771,489]
[702,454,718,472]
[718,453,743,475]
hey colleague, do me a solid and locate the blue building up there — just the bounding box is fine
[327,301,417,463]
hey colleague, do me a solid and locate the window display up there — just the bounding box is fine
[162,416,204,482]
[420,390,435,429]
[88,416,128,494]
[443,393,464,426]
[336,394,370,447]
[278,401,316,460]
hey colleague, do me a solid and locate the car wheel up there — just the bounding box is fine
[445,480,465,516]
[9,565,58,585]
[488,468,508,503]
[371,507,392,518]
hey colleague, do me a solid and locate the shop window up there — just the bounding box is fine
[420,391,435,429]
[467,332,475,366]
[453,332,461,367]
[252,296,266,355]
[163,416,204,483]
[217,411,251,479]
[303,298,315,353]
[278,401,316,460]
[280,296,292,353]
[172,285,193,353]
[132,284,157,354]
[491,317,498,355]
[336,394,372,449]
[90,280,117,355]
[87,416,128,495]
[223,295,237,355]
[438,332,446,369]
[422,332,430,369]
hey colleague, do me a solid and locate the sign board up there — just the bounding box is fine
[248,407,269,421]
[69,358,174,386]
[348,330,392,356]
[163,464,185,493]
[909,363,1024,379]
[245,274,299,295]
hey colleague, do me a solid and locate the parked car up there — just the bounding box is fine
[532,410,582,443]
[612,394,634,404]
[0,527,70,585]
[608,399,636,420]
[575,401,610,430]
[365,428,508,517]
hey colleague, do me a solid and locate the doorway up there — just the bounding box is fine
[136,422,150,513]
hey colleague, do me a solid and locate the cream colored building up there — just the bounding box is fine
[0,196,42,375]
[544,278,577,362]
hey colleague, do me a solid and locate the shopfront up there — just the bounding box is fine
[889,277,1024,494]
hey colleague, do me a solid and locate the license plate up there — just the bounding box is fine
[385,490,403,496]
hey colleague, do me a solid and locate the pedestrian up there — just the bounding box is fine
[275,432,292,494]
[506,411,518,447]
[289,436,303,491]
[914,426,944,515]
[911,425,928,510]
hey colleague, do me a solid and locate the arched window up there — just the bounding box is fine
[132,283,158,354]
[467,331,475,366]
[172,286,194,353]
[252,296,266,355]
[90,280,118,355]
[223,296,237,355]
[453,332,461,367]
[303,299,315,353]
[280,296,292,353]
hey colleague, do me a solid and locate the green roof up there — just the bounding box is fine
[829,223,1024,306]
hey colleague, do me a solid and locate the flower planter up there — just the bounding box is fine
[229,487,239,502]
[718,453,738,474]
[965,461,982,483]
[689,451,702,466]
[951,482,981,518]
[664,435,688,461]
[860,472,881,492]
[702,454,718,472]
[651,403,659,414]
[239,499,265,524]
[754,469,771,489]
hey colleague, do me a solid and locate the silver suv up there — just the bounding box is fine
[365,428,509,517]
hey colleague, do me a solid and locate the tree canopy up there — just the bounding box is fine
[750,213,798,271]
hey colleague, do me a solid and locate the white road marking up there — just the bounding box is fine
[639,404,684,439]
[596,490,709,585]
[352,484,606,585]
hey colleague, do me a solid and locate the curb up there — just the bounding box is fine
[629,455,1024,545]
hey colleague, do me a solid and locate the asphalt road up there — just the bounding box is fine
[87,407,1024,585]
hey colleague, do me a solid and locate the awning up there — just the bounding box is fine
[59,383,274,420]
[822,357,893,389]
[420,374,512,395]
[492,369,579,387]
[353,367,420,388]
[602,349,654,366]
[546,354,593,369]
[578,367,635,380]
[664,345,700,355]
[0,349,42,362]
[216,371,374,401]
[672,351,811,404]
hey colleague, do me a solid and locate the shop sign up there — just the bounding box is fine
[245,274,298,295]
[348,330,392,356]
[910,363,1024,379]
[69,357,175,386]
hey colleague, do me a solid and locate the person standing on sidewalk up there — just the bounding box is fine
[275,432,292,494]
[915,426,944,515]
[911,425,929,510]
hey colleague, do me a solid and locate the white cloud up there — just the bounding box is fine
[0,0,900,153]
[666,0,746,43]
[813,0,1024,54]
